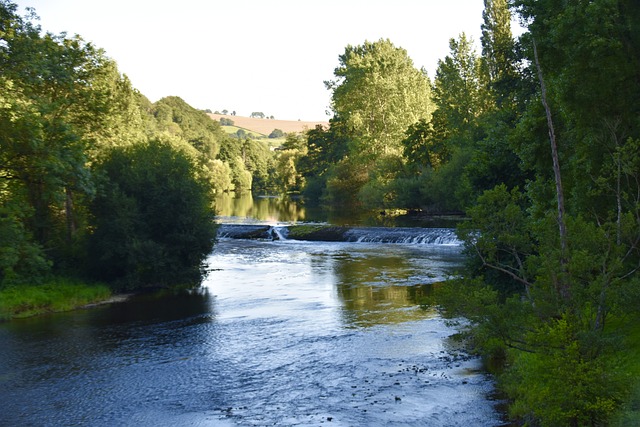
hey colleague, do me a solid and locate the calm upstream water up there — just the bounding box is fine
[0,194,503,426]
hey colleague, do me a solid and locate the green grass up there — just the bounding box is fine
[220,125,286,147]
[0,278,111,320]
[221,125,266,138]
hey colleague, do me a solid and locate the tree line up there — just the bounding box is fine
[280,0,638,425]
[0,1,292,291]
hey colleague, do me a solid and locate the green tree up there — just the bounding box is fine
[297,122,350,202]
[88,139,217,290]
[0,1,141,270]
[448,1,640,424]
[480,0,518,106]
[326,38,433,159]
[269,128,284,139]
[396,34,486,212]
[152,96,223,161]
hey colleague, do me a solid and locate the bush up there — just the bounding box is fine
[269,128,284,139]
[88,139,217,290]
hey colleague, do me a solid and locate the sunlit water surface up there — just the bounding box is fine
[0,202,503,425]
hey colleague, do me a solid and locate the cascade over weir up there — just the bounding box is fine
[217,224,462,246]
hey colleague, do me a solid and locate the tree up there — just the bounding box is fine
[0,1,143,270]
[432,34,486,135]
[88,139,217,290]
[297,122,350,202]
[326,38,433,159]
[448,1,640,424]
[250,112,265,119]
[269,128,284,139]
[480,0,518,106]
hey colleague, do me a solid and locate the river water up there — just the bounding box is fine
[0,194,503,426]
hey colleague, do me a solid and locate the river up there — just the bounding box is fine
[0,194,503,426]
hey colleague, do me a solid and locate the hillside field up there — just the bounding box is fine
[208,113,329,136]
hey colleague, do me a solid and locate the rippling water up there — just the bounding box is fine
[0,237,502,426]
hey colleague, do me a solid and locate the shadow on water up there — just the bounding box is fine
[0,289,216,372]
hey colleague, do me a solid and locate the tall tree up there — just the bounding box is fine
[326,38,433,159]
[480,0,517,105]
[0,1,136,265]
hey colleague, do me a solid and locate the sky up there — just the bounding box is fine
[13,0,510,121]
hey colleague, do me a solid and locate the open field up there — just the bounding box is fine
[220,125,265,138]
[209,113,328,135]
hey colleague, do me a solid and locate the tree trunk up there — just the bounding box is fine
[532,38,570,301]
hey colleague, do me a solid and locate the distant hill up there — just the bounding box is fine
[208,113,328,136]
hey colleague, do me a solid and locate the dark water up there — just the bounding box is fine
[0,197,502,426]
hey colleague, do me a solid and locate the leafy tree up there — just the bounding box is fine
[152,96,223,161]
[250,112,265,119]
[297,122,350,202]
[269,128,284,139]
[447,1,640,425]
[209,159,233,193]
[88,139,217,290]
[242,139,274,192]
[432,34,486,137]
[0,1,142,271]
[480,0,518,106]
[326,38,433,159]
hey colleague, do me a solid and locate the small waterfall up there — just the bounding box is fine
[343,227,462,246]
[217,224,461,246]
[269,226,289,240]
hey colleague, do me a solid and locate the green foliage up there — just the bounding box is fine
[0,202,50,286]
[326,38,433,160]
[209,159,233,193]
[503,318,628,426]
[153,96,223,160]
[243,139,275,192]
[88,139,217,290]
[269,128,284,139]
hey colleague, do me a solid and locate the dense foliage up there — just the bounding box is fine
[88,139,217,290]
[291,0,640,424]
[0,1,283,291]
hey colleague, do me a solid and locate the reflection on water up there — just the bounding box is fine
[0,223,500,426]
[328,245,458,327]
[214,192,446,226]
[215,192,307,223]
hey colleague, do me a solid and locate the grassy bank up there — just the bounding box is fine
[0,278,111,321]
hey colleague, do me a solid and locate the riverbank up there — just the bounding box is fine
[0,278,112,321]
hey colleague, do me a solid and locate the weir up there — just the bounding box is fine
[216,224,462,246]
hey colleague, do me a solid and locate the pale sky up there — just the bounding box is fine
[13,0,502,121]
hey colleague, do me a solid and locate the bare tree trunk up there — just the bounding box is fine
[532,38,570,301]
